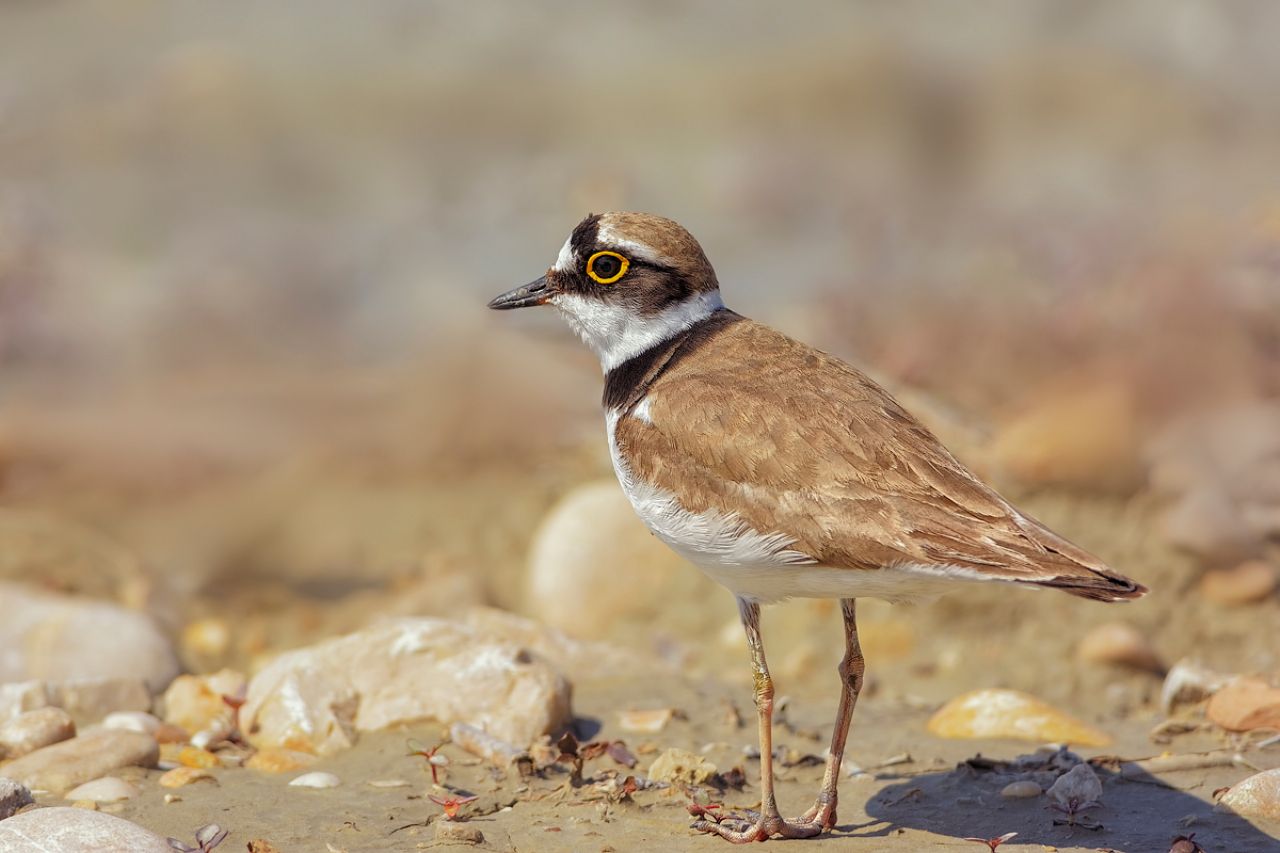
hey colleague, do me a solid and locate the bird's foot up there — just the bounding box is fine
[692,809,824,843]
[796,795,838,830]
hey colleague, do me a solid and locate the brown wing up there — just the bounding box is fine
[617,319,1144,601]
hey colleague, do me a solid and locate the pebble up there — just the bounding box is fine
[0,581,179,693]
[240,618,571,755]
[1205,677,1280,732]
[289,771,340,788]
[926,689,1112,747]
[63,776,139,803]
[161,669,246,738]
[46,677,152,722]
[0,681,50,726]
[368,779,410,788]
[435,821,484,844]
[180,617,232,668]
[1075,622,1163,673]
[177,746,222,768]
[0,777,34,820]
[1047,763,1103,809]
[101,711,161,735]
[1214,767,1280,821]
[617,708,676,734]
[525,480,686,638]
[0,707,75,759]
[647,748,718,785]
[1000,780,1043,798]
[1200,560,1278,606]
[0,806,171,852]
[244,747,316,773]
[0,729,159,794]
[158,766,216,788]
[1161,659,1232,712]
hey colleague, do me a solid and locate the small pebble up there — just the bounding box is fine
[617,708,676,734]
[245,748,316,773]
[1076,622,1163,673]
[0,777,35,820]
[1001,780,1043,798]
[368,779,410,788]
[289,771,340,789]
[164,793,181,803]
[435,821,484,844]
[64,777,139,803]
[1206,677,1280,732]
[158,767,216,788]
[0,707,76,759]
[101,712,162,736]
[1200,560,1278,606]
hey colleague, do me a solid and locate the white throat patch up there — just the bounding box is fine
[551,289,725,372]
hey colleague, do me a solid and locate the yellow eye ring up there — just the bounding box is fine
[586,251,629,284]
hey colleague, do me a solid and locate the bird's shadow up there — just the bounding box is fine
[825,748,1280,852]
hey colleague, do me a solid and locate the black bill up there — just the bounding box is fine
[487,275,552,310]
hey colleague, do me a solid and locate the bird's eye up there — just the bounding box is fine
[586,251,629,284]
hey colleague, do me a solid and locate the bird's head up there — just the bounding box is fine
[488,212,724,370]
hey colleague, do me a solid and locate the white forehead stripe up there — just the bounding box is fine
[552,235,576,272]
[596,221,665,265]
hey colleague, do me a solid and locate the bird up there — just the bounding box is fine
[488,212,1147,843]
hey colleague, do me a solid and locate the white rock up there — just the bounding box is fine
[0,806,171,851]
[101,711,162,735]
[1214,767,1280,821]
[525,480,687,638]
[0,777,34,820]
[47,677,152,723]
[1161,658,1233,713]
[1001,780,1043,798]
[240,617,572,756]
[0,581,179,693]
[289,771,340,788]
[63,776,139,803]
[1047,763,1103,810]
[0,707,75,759]
[0,682,49,726]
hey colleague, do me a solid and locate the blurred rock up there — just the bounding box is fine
[461,607,642,678]
[0,708,75,759]
[0,581,179,693]
[240,617,572,755]
[0,777,34,820]
[0,682,49,724]
[101,711,162,736]
[525,480,686,639]
[1000,780,1042,798]
[926,689,1111,747]
[1161,658,1233,713]
[1148,402,1280,561]
[0,806,170,852]
[1205,677,1280,732]
[435,822,484,844]
[158,766,215,788]
[989,383,1143,493]
[46,678,151,724]
[63,776,139,803]
[1075,622,1163,673]
[0,729,158,794]
[618,708,676,734]
[1214,768,1280,821]
[0,511,151,608]
[161,669,245,738]
[1199,560,1278,605]
[647,748,717,785]
[180,618,232,672]
[1047,763,1103,810]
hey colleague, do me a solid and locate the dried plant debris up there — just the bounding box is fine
[1047,764,1104,830]
[1168,833,1206,853]
[963,832,1017,852]
[167,823,228,853]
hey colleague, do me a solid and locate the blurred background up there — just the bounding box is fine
[1,0,1278,700]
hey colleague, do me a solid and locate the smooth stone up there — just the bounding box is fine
[63,776,139,803]
[158,767,216,788]
[1206,677,1280,732]
[289,771,340,788]
[1161,658,1232,713]
[46,677,151,723]
[0,806,170,851]
[0,581,179,692]
[101,711,162,735]
[241,617,571,755]
[525,480,686,638]
[435,821,484,844]
[1000,780,1043,798]
[0,729,159,793]
[926,689,1112,747]
[1214,767,1280,821]
[0,777,34,820]
[1200,560,1278,606]
[0,682,49,726]
[0,708,75,759]
[647,748,717,785]
[1075,622,1164,673]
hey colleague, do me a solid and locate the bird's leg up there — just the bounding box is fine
[692,598,821,843]
[797,597,864,829]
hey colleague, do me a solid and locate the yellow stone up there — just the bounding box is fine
[178,746,222,768]
[244,747,316,773]
[926,689,1111,747]
[647,748,717,786]
[158,767,216,788]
